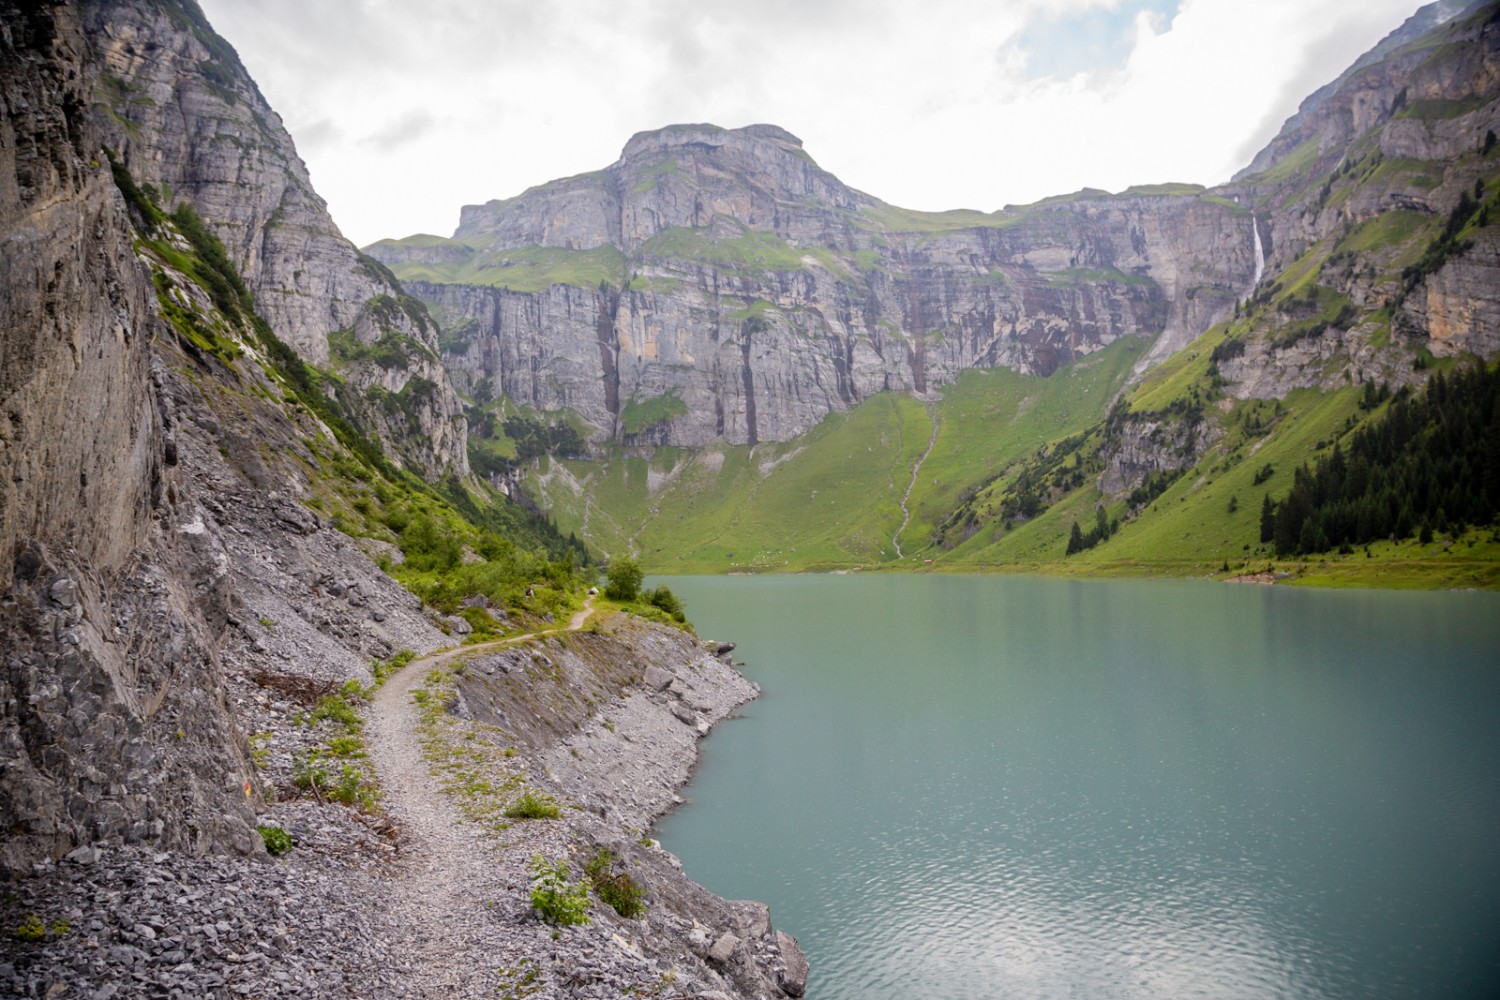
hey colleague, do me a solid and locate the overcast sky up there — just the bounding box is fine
[197,0,1425,248]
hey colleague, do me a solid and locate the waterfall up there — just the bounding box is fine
[1249,214,1265,292]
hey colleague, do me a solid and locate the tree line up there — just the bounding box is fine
[1262,362,1500,555]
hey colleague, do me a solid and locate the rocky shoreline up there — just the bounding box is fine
[0,615,807,1000]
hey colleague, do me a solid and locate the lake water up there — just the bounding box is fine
[650,575,1500,1000]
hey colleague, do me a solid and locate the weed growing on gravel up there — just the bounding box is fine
[585,848,647,919]
[528,856,591,926]
[504,788,561,820]
[258,825,294,856]
[495,958,543,999]
[371,648,416,687]
[293,749,379,809]
[326,734,366,758]
[12,914,68,943]
[306,684,364,734]
[248,731,273,769]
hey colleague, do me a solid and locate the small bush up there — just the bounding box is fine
[258,825,294,856]
[585,848,648,919]
[326,735,366,758]
[293,751,378,809]
[603,557,642,602]
[328,765,377,808]
[529,856,591,926]
[644,585,685,622]
[13,914,46,942]
[248,732,272,769]
[505,788,561,820]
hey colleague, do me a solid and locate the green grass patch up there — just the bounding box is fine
[1244,136,1323,186]
[1045,266,1155,288]
[630,159,680,194]
[1335,210,1434,255]
[1363,156,1447,192]
[856,201,1023,234]
[504,787,562,820]
[550,338,1142,573]
[387,243,627,293]
[621,391,689,434]
[637,223,807,272]
[1119,182,1207,197]
[1393,95,1489,120]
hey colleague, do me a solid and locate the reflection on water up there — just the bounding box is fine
[652,576,1500,1000]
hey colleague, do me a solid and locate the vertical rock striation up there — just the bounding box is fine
[371,125,1260,449]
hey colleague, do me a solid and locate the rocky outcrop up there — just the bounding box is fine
[1098,411,1225,497]
[79,0,468,477]
[1235,0,1487,185]
[0,0,469,877]
[373,127,1260,448]
[532,629,758,832]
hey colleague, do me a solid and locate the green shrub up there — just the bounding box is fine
[604,557,642,601]
[13,914,46,942]
[504,788,561,820]
[529,856,591,926]
[585,848,647,919]
[644,585,684,622]
[248,731,272,769]
[326,735,366,758]
[459,605,499,639]
[258,825,294,856]
[371,648,417,687]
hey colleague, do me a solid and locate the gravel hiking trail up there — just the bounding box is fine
[364,598,593,996]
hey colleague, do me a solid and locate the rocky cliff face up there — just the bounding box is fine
[79,0,469,477]
[1216,0,1500,395]
[1089,0,1500,496]
[371,127,1260,449]
[0,0,474,877]
[0,0,259,873]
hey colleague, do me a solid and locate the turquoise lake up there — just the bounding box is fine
[650,575,1500,1000]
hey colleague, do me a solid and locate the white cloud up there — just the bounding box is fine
[199,0,1424,246]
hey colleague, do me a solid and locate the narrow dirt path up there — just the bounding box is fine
[893,405,940,559]
[363,597,594,995]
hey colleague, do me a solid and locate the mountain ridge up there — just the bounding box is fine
[368,123,1259,452]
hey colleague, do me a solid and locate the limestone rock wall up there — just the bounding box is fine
[0,0,257,874]
[385,124,1260,448]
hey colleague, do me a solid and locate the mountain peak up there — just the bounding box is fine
[620,122,804,161]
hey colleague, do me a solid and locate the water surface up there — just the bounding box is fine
[652,575,1500,1000]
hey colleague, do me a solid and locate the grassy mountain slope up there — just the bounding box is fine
[527,337,1145,572]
